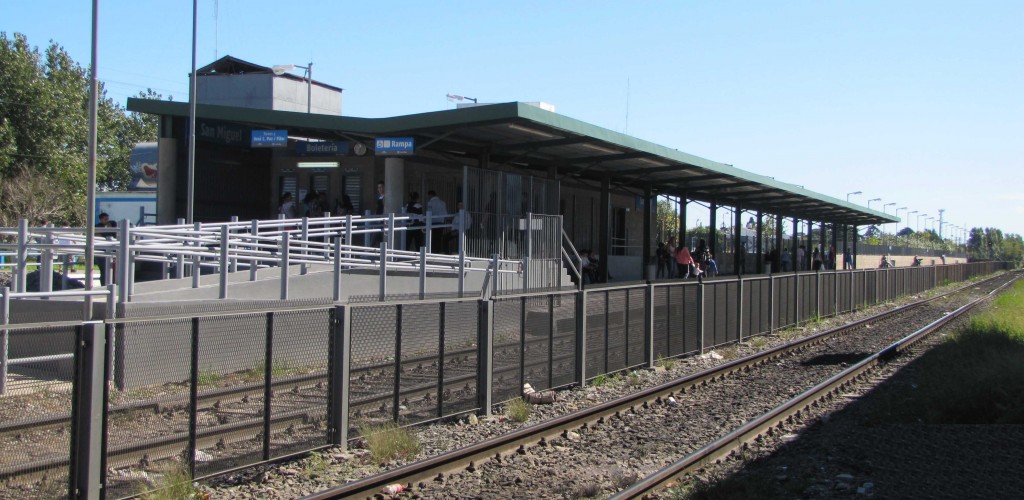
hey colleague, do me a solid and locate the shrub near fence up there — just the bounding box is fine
[0,261,1012,499]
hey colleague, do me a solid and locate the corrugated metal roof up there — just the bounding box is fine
[126,98,897,225]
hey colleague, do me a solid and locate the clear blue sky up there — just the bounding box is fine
[4,0,1022,237]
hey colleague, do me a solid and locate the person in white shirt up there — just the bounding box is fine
[425,190,448,253]
[447,201,473,254]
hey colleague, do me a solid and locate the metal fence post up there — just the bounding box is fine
[769,275,776,334]
[815,270,822,319]
[187,317,200,477]
[645,283,655,368]
[794,272,801,324]
[333,237,342,302]
[437,303,447,418]
[219,225,229,299]
[249,219,259,282]
[1,287,9,396]
[119,222,132,303]
[458,209,466,297]
[492,254,500,297]
[15,219,27,293]
[387,213,396,262]
[379,242,388,301]
[69,321,107,500]
[280,233,290,300]
[425,211,433,253]
[173,218,185,280]
[191,222,201,290]
[576,289,588,386]
[525,213,533,291]
[344,215,353,263]
[41,225,54,294]
[476,299,494,416]
[698,283,706,352]
[419,248,427,300]
[736,276,744,342]
[329,305,352,448]
[393,304,403,422]
[301,217,310,276]
[229,216,239,273]
[263,312,274,460]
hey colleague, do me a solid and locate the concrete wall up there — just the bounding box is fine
[197,74,342,115]
[198,74,274,109]
[272,77,342,115]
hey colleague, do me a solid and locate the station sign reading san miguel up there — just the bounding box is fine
[197,120,248,146]
[251,129,289,148]
[374,137,415,156]
[296,141,350,155]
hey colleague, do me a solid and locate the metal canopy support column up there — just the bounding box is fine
[819,220,827,255]
[792,218,799,271]
[598,175,611,283]
[756,210,763,274]
[831,223,838,268]
[709,200,718,258]
[678,194,687,249]
[841,224,849,269]
[774,214,783,273]
[734,205,742,276]
[852,225,858,269]
[643,185,653,280]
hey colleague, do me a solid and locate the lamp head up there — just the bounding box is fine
[272,64,297,76]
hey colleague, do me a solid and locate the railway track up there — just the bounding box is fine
[0,313,566,485]
[296,271,1017,499]
[611,272,1020,499]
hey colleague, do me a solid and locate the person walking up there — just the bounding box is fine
[675,245,696,279]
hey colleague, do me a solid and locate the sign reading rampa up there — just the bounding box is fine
[374,137,415,156]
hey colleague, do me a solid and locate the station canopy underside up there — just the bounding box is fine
[128,99,897,226]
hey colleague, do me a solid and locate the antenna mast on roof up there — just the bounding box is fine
[214,0,219,60]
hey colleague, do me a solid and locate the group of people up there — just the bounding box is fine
[277,182,472,255]
[403,188,472,255]
[656,237,716,281]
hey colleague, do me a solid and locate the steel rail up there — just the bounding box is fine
[611,272,1020,499]
[297,271,1015,500]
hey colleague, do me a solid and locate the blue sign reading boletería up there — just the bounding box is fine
[296,141,350,155]
[251,130,288,148]
[374,137,415,156]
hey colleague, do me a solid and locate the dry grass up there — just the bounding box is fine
[359,422,420,464]
[506,397,532,423]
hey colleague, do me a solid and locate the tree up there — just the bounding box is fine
[655,197,678,242]
[896,227,914,237]
[0,32,159,226]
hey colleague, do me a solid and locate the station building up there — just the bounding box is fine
[128,56,896,282]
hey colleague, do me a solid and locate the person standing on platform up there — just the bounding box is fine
[844,247,854,270]
[405,192,424,251]
[426,190,448,254]
[95,213,116,286]
[797,245,806,271]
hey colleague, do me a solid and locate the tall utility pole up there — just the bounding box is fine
[938,209,945,240]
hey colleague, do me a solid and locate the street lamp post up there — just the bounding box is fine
[846,191,862,202]
[272,62,313,113]
[908,210,918,233]
[867,198,881,210]
[895,206,908,234]
[917,213,928,232]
